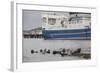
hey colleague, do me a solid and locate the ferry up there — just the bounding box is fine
[42,12,91,40]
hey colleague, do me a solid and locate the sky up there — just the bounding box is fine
[23,10,42,30]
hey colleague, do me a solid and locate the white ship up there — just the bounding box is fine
[42,12,91,40]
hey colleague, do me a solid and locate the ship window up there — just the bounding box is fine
[48,18,56,25]
[42,17,46,23]
[76,19,79,23]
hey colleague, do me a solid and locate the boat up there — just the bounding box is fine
[42,12,91,40]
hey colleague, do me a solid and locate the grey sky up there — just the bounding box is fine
[23,10,42,30]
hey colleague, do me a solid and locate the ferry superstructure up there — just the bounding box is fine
[42,12,91,40]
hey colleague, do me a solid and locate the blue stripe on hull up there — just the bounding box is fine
[42,28,91,40]
[43,33,90,39]
[43,28,91,34]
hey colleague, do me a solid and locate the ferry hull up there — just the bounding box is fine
[42,28,91,40]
